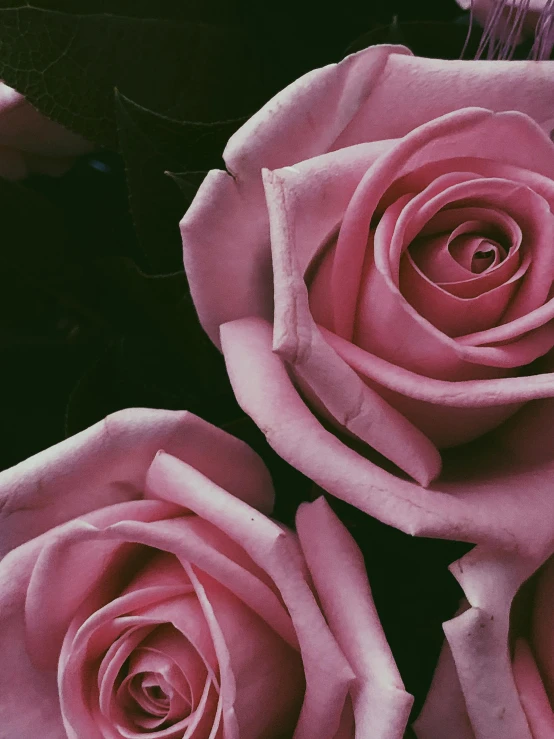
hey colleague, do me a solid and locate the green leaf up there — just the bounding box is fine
[114,92,245,272]
[0,3,264,147]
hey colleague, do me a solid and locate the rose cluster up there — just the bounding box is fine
[2,26,554,739]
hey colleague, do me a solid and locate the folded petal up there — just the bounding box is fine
[264,167,442,486]
[221,316,554,555]
[297,497,413,739]
[0,409,274,559]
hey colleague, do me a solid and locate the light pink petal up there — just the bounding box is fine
[181,169,275,347]
[221,316,554,554]
[41,506,298,659]
[414,640,476,739]
[263,167,442,486]
[296,497,413,739]
[143,455,352,739]
[0,409,274,558]
[223,46,411,183]
[268,140,394,278]
[180,45,411,345]
[0,539,67,737]
[513,639,554,739]
[441,548,541,739]
[147,453,357,739]
[145,451,356,739]
[320,327,554,409]
[356,167,554,371]
[332,55,554,150]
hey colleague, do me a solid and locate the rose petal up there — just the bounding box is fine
[414,641,476,739]
[221,316,554,556]
[321,330,523,447]
[144,452,356,739]
[25,503,181,669]
[332,55,554,150]
[190,566,304,739]
[0,409,274,559]
[531,556,554,700]
[181,45,411,345]
[513,639,554,739]
[364,175,552,368]
[296,497,413,738]
[263,167,442,486]
[441,549,540,739]
[0,540,66,736]
[333,109,554,343]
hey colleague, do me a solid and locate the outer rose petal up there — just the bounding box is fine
[0,538,67,736]
[296,497,413,739]
[0,408,274,558]
[181,45,410,346]
[512,639,554,739]
[221,317,554,556]
[415,548,544,739]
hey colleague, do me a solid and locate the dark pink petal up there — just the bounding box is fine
[513,639,554,739]
[146,453,356,739]
[414,641,476,739]
[530,555,554,700]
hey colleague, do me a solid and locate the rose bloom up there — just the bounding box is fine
[414,539,554,739]
[182,44,554,553]
[0,82,91,179]
[0,408,412,738]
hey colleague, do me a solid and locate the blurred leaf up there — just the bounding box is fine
[114,92,244,271]
[0,2,264,147]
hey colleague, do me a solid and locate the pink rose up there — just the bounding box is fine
[0,82,92,180]
[0,408,412,738]
[181,44,554,552]
[414,539,554,739]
